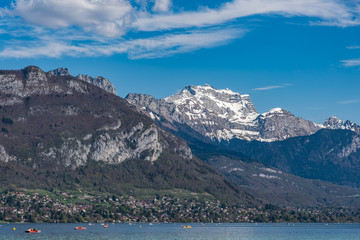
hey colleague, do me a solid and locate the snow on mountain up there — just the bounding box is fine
[127,85,360,142]
[126,84,321,142]
[323,116,360,134]
[163,84,262,140]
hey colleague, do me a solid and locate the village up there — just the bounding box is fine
[0,191,359,223]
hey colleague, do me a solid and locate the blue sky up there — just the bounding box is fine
[0,0,359,124]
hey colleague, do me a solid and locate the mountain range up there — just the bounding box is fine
[126,84,360,206]
[0,66,251,204]
[1,66,360,210]
[126,84,359,142]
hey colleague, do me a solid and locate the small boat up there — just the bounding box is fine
[182,225,192,229]
[74,227,87,230]
[25,228,41,233]
[103,224,108,228]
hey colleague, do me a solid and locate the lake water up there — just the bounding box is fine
[0,223,359,240]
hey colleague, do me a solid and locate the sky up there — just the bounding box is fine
[0,0,359,124]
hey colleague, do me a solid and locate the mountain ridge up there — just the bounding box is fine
[0,66,250,204]
[126,84,359,142]
[125,84,360,191]
[48,67,117,95]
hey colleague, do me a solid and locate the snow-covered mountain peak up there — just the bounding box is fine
[165,84,257,118]
[261,108,289,117]
[268,108,285,113]
[324,116,342,124]
[324,116,360,134]
[126,85,324,142]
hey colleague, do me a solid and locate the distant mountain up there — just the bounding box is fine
[48,67,117,95]
[126,85,323,142]
[172,127,360,207]
[0,66,252,204]
[324,116,360,134]
[204,153,360,208]
[220,129,360,186]
[126,85,360,143]
[126,85,360,195]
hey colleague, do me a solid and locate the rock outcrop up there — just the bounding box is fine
[48,67,117,95]
[76,74,117,95]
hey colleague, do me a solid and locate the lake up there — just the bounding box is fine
[0,223,359,240]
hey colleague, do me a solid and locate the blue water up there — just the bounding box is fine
[0,223,359,240]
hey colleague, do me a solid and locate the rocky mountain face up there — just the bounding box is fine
[219,129,360,187]
[206,154,360,208]
[48,67,71,76]
[324,116,360,134]
[126,84,360,143]
[126,84,360,190]
[126,85,323,142]
[0,66,182,167]
[76,74,117,96]
[0,66,249,203]
[179,125,360,206]
[48,67,117,95]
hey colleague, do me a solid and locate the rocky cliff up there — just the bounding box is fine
[324,116,360,134]
[0,66,184,167]
[0,66,248,203]
[48,67,117,95]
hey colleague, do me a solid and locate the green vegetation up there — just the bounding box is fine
[1,189,359,223]
[1,117,13,125]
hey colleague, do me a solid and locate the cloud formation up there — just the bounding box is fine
[347,46,360,49]
[152,0,172,12]
[337,99,360,104]
[9,0,133,37]
[342,59,360,67]
[253,84,291,91]
[134,0,358,31]
[0,0,359,59]
[0,28,245,59]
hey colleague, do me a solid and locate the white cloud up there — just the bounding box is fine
[4,0,359,35]
[0,28,245,59]
[341,59,360,66]
[253,84,291,91]
[347,46,360,49]
[337,99,360,104]
[126,28,245,59]
[134,0,358,31]
[10,0,133,37]
[152,0,172,12]
[0,0,359,59]
[342,45,360,66]
[253,86,284,91]
[0,41,91,58]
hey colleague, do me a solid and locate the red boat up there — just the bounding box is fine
[104,224,108,228]
[74,227,87,230]
[25,228,41,233]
